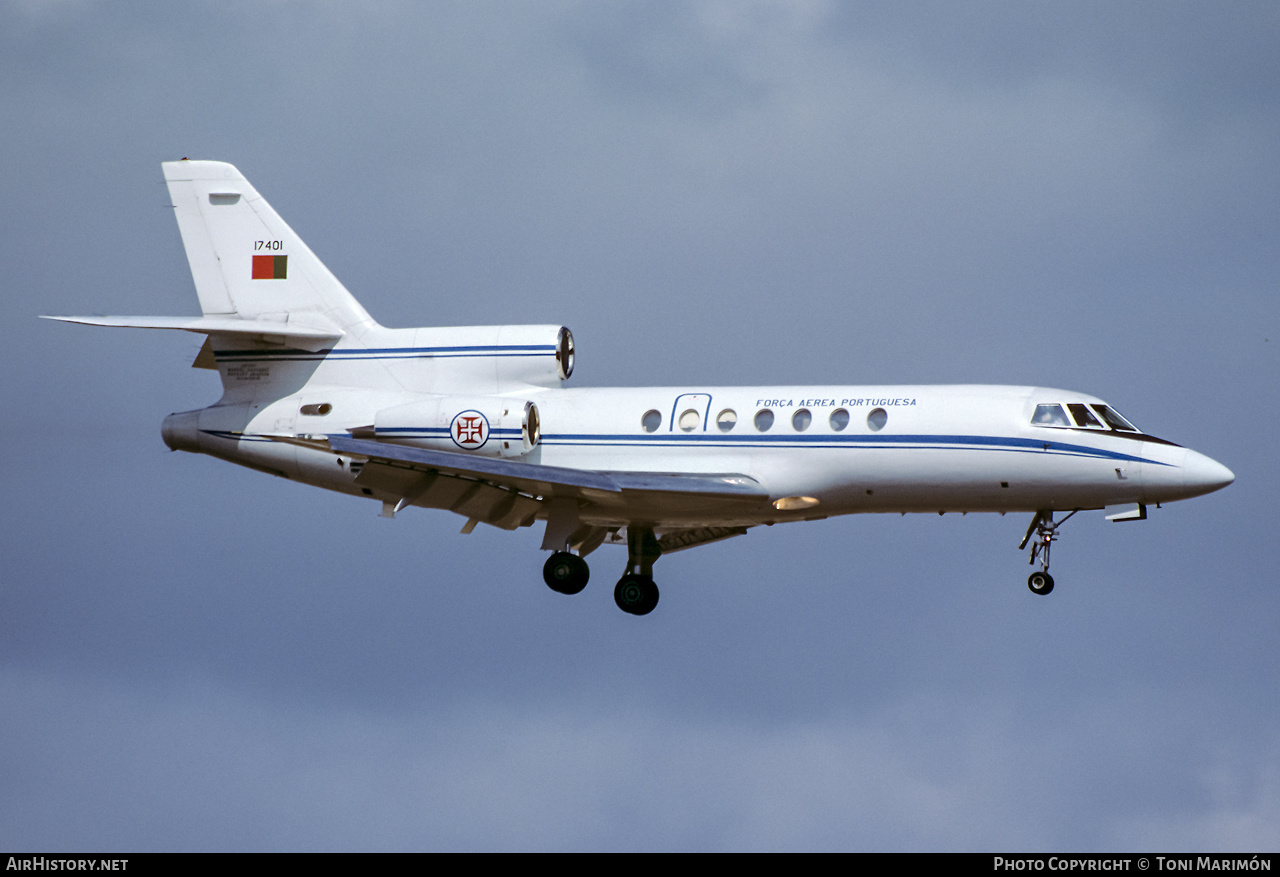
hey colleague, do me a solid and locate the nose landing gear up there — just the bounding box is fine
[1027,569,1055,595]
[1019,510,1076,596]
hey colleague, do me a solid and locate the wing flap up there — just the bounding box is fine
[324,435,769,530]
[353,459,542,530]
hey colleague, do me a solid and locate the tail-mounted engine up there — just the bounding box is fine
[380,324,573,393]
[369,395,541,458]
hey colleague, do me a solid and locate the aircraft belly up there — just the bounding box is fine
[744,443,1142,514]
[578,494,764,530]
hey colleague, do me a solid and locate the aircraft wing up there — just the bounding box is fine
[324,435,769,534]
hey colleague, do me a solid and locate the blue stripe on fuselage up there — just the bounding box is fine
[202,429,1164,466]
[212,345,556,362]
[540,432,1162,465]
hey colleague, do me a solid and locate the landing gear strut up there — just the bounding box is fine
[1019,510,1077,596]
[614,526,661,615]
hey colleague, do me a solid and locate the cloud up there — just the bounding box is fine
[5,667,1278,851]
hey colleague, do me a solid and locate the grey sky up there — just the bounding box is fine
[2,0,1276,851]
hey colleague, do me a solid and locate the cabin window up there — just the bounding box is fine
[1094,404,1138,432]
[792,409,812,431]
[678,408,701,432]
[641,409,662,433]
[754,409,774,432]
[716,409,737,432]
[300,403,332,416]
[829,408,850,431]
[1068,403,1103,429]
[867,407,887,431]
[1031,404,1070,427]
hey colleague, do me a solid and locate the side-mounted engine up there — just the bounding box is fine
[366,395,542,458]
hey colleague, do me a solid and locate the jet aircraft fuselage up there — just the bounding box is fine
[161,379,1228,526]
[48,161,1233,614]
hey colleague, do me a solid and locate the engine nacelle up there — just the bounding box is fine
[371,395,541,458]
[387,324,574,393]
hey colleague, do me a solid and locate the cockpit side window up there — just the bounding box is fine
[1068,403,1103,428]
[1093,404,1138,432]
[1031,404,1070,427]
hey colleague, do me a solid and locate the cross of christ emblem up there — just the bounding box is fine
[450,410,489,449]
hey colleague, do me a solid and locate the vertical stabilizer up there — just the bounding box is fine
[163,160,375,334]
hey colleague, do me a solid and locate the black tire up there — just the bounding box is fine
[1027,571,1055,595]
[639,577,659,615]
[543,552,589,595]
[614,574,659,615]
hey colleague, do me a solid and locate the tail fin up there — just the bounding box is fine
[163,160,375,333]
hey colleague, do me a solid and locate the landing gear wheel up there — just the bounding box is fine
[614,574,659,615]
[543,552,589,595]
[1027,571,1055,596]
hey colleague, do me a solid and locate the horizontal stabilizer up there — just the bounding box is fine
[40,314,342,342]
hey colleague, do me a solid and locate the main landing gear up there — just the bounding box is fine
[1019,510,1077,596]
[542,551,589,595]
[540,526,663,615]
[613,527,661,616]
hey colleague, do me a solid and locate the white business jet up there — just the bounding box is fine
[46,161,1234,615]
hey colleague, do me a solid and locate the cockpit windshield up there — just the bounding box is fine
[1067,403,1102,428]
[1092,404,1138,432]
[1031,401,1141,433]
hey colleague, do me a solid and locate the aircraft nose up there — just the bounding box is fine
[1181,449,1234,497]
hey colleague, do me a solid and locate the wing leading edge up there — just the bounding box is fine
[327,435,765,498]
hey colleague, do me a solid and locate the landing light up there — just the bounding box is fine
[773,496,820,511]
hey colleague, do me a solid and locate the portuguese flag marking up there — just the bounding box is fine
[252,254,288,279]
